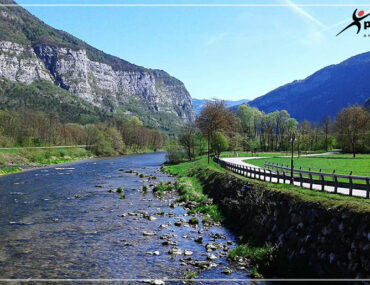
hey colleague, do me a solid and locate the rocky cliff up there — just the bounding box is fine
[0,0,195,132]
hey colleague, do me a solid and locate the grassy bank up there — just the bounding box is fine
[0,147,92,168]
[220,150,322,158]
[165,155,370,213]
[0,147,162,176]
[247,154,370,176]
[0,167,22,176]
[164,158,224,223]
[164,155,370,277]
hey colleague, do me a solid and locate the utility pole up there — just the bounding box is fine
[290,132,296,185]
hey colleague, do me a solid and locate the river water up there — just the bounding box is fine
[0,153,252,283]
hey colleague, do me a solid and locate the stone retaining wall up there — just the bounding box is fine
[198,170,370,278]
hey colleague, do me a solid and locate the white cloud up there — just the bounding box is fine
[282,0,327,29]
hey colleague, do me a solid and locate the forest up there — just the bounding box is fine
[169,102,369,163]
[0,110,164,156]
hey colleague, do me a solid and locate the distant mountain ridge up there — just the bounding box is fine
[242,52,370,122]
[193,98,250,115]
[0,0,195,133]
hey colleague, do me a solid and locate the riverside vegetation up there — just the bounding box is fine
[0,109,166,173]
[163,101,369,277]
[164,155,370,277]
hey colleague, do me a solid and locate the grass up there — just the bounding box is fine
[152,181,175,196]
[0,167,22,176]
[165,155,370,214]
[229,243,279,267]
[220,150,322,158]
[229,239,315,278]
[0,147,92,167]
[164,162,223,222]
[168,172,223,223]
[188,217,199,225]
[185,272,197,279]
[164,154,370,277]
[247,154,370,176]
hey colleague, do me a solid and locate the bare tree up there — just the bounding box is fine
[322,116,331,152]
[178,123,197,160]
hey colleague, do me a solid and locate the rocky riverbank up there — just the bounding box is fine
[0,153,253,282]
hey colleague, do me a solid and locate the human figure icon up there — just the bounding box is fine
[337,9,370,36]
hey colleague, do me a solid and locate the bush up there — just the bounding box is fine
[153,181,175,196]
[165,142,186,164]
[211,132,229,155]
[189,217,199,225]
[229,243,279,270]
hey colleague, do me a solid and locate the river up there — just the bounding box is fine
[0,153,252,283]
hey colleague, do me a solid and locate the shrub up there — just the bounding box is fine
[165,141,186,164]
[229,243,279,269]
[189,217,199,225]
[152,181,175,196]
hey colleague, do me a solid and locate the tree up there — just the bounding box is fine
[178,124,196,160]
[229,133,243,156]
[211,132,229,156]
[196,101,237,163]
[237,104,254,137]
[106,127,125,154]
[335,106,369,158]
[322,116,331,152]
[129,116,143,127]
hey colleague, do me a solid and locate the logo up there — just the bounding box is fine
[336,9,370,36]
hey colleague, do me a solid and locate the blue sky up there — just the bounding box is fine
[17,0,370,100]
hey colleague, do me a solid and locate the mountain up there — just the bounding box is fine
[0,0,195,133]
[192,98,250,115]
[242,52,370,122]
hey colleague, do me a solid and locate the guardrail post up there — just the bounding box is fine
[283,171,286,184]
[269,169,272,182]
[321,175,325,191]
[366,178,369,199]
[277,171,280,183]
[349,171,353,196]
[309,174,313,190]
[299,173,303,187]
[334,175,338,194]
[263,168,266,181]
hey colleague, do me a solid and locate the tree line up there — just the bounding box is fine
[0,110,164,156]
[170,102,369,163]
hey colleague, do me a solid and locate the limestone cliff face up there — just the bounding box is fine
[32,45,194,122]
[0,40,195,126]
[0,41,53,83]
[0,0,195,131]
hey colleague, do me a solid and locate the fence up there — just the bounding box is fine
[213,157,370,199]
